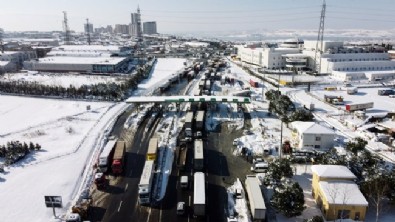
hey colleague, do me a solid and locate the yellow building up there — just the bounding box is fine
[311,165,368,221]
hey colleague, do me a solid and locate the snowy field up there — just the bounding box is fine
[0,58,188,221]
[1,72,126,88]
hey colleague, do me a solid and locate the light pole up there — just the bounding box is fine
[279,120,283,159]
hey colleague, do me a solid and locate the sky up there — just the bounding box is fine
[1,0,394,34]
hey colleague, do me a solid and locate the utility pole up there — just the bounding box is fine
[86,18,91,45]
[314,0,326,74]
[63,11,71,45]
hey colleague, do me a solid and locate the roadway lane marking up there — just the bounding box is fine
[146,207,152,222]
[125,183,128,192]
[118,201,123,212]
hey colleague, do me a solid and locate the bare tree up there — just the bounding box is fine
[361,173,390,222]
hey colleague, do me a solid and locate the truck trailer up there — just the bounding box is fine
[193,172,206,217]
[345,102,374,112]
[194,139,204,170]
[98,139,117,173]
[112,140,126,175]
[245,175,266,220]
[195,111,205,137]
[177,144,188,171]
[184,112,194,138]
[138,160,155,205]
[147,138,159,161]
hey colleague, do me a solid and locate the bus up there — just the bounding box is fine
[138,160,155,205]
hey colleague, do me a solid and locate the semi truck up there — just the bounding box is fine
[193,172,206,217]
[147,138,159,161]
[138,160,155,205]
[184,112,194,138]
[112,140,126,175]
[195,111,205,137]
[245,175,266,220]
[345,102,374,112]
[176,144,188,171]
[98,139,117,173]
[194,139,204,170]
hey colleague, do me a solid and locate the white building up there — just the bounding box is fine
[130,6,142,38]
[23,56,129,74]
[236,46,300,69]
[47,45,130,57]
[0,51,37,71]
[291,121,336,151]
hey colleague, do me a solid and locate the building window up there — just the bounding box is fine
[315,137,321,141]
[337,210,351,219]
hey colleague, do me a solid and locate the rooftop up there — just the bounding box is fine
[291,121,335,135]
[319,180,368,206]
[311,165,356,179]
[53,45,121,52]
[35,56,126,65]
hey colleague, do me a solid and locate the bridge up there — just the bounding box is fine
[125,95,251,104]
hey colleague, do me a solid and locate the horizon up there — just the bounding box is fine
[1,0,394,34]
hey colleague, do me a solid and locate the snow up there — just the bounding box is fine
[311,165,357,179]
[319,180,368,206]
[226,178,251,222]
[36,56,126,65]
[0,72,126,88]
[0,58,189,222]
[0,94,127,222]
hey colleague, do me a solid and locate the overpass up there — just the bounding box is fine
[126,95,250,104]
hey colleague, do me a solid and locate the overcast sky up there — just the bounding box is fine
[1,0,394,33]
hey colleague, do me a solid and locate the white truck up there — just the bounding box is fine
[245,175,266,220]
[194,172,206,217]
[98,139,117,173]
[138,160,155,205]
[194,139,204,170]
[184,112,194,138]
[345,102,374,112]
[195,111,205,137]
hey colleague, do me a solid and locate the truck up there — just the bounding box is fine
[184,112,194,138]
[98,139,117,173]
[193,172,206,217]
[346,87,358,95]
[112,140,126,175]
[249,79,259,88]
[378,89,395,96]
[176,144,188,170]
[138,160,155,205]
[324,95,344,104]
[195,111,205,137]
[194,139,204,170]
[345,102,374,112]
[245,175,266,220]
[147,138,158,161]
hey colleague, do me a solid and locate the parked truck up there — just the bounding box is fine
[245,175,266,220]
[194,139,204,170]
[98,139,117,173]
[147,137,159,161]
[194,172,206,217]
[195,111,205,137]
[184,112,194,138]
[346,87,358,95]
[112,140,126,175]
[345,102,374,112]
[176,144,188,171]
[138,160,155,205]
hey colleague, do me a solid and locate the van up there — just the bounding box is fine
[177,202,186,215]
[180,176,188,189]
[251,162,269,173]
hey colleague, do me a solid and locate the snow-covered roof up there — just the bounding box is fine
[311,165,356,179]
[53,45,121,52]
[291,121,335,135]
[378,119,395,130]
[319,180,368,206]
[35,56,126,65]
[0,61,11,66]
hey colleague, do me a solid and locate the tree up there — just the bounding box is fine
[264,158,293,184]
[265,89,281,101]
[304,215,324,222]
[346,137,367,155]
[289,108,314,122]
[271,180,305,217]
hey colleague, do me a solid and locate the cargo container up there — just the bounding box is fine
[194,172,206,216]
[245,175,266,220]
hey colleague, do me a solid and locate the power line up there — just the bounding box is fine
[142,6,321,14]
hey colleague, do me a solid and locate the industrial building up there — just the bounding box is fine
[47,45,131,57]
[0,51,37,72]
[23,56,129,74]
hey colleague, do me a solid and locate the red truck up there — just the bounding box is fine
[250,79,259,88]
[112,140,126,175]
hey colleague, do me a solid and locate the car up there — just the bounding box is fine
[177,202,186,215]
[235,188,242,199]
[389,95,395,98]
[253,158,264,164]
[233,139,239,146]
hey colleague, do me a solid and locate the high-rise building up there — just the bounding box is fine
[114,24,130,34]
[143,22,157,35]
[130,6,142,39]
[84,23,93,33]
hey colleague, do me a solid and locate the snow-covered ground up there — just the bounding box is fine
[0,58,188,222]
[1,72,126,88]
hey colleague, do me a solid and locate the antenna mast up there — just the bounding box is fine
[63,11,71,45]
[314,0,326,74]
